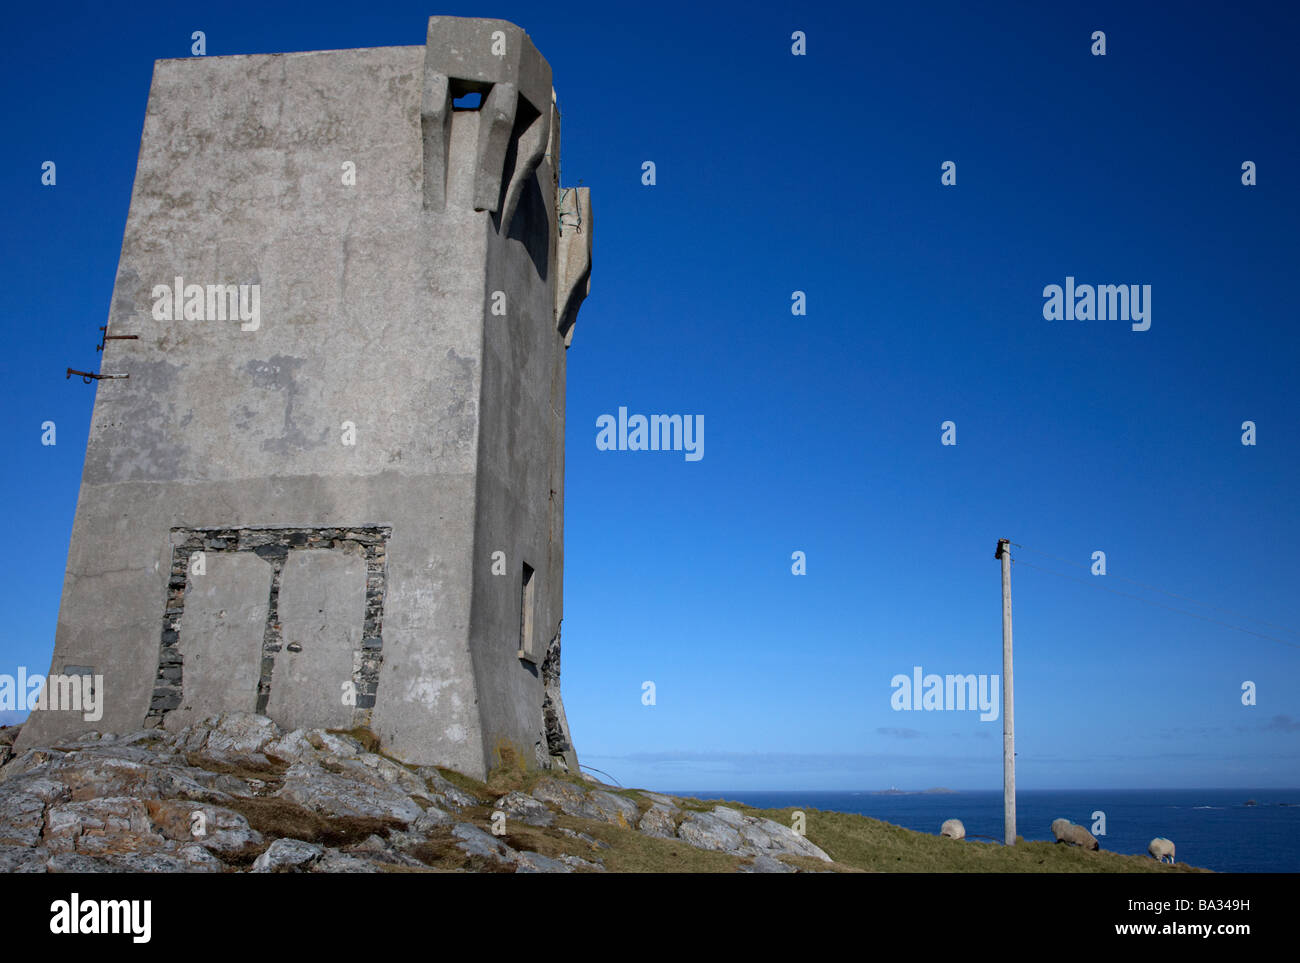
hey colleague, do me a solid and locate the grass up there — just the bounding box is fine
[424,766,1205,873]
[184,751,285,784]
[733,804,1206,873]
[222,796,405,855]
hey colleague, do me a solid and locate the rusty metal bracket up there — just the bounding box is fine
[67,368,128,384]
[97,326,139,352]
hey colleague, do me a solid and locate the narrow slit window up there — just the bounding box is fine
[518,562,535,661]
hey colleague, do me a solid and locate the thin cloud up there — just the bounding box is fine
[1263,714,1300,733]
[877,727,923,740]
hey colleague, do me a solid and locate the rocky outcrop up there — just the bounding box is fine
[496,790,554,827]
[0,725,20,768]
[0,712,835,873]
[675,806,832,862]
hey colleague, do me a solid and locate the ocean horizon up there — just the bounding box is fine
[667,788,1300,873]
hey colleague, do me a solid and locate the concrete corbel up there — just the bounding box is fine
[420,72,451,211]
[473,82,518,213]
[499,106,551,236]
[555,186,592,346]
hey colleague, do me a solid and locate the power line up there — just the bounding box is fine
[1011,542,1300,638]
[579,764,623,787]
[1011,557,1300,652]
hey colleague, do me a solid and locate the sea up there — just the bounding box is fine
[670,788,1300,873]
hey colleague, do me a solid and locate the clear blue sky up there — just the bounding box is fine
[3,1,1297,791]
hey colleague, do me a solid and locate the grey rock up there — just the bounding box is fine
[530,777,590,816]
[515,851,572,873]
[111,851,207,873]
[740,854,797,873]
[44,797,165,854]
[558,853,605,872]
[54,730,104,747]
[0,790,48,846]
[342,833,425,868]
[556,827,609,849]
[196,713,283,755]
[417,767,483,808]
[531,778,639,826]
[312,849,381,873]
[676,811,744,852]
[46,851,125,873]
[353,753,434,802]
[178,844,227,870]
[587,790,641,827]
[276,761,423,823]
[451,822,516,864]
[314,731,368,758]
[0,724,22,767]
[412,806,454,833]
[0,749,63,782]
[115,729,170,749]
[382,829,428,852]
[18,751,233,805]
[497,790,554,827]
[145,799,263,854]
[736,813,832,862]
[675,807,832,862]
[263,728,323,765]
[638,804,677,839]
[707,806,748,827]
[2,774,69,805]
[252,837,325,872]
[0,843,49,873]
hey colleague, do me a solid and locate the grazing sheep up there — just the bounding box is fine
[940,819,965,840]
[1067,824,1100,850]
[1148,837,1176,864]
[1051,818,1100,850]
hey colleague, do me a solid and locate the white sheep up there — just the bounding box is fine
[1051,817,1099,850]
[940,819,965,840]
[1148,837,1176,864]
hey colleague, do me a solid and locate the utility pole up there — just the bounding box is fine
[995,537,1016,845]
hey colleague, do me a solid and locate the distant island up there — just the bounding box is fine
[874,788,956,795]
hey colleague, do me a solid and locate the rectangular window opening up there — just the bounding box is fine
[518,562,536,662]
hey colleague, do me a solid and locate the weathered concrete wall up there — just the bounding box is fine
[467,97,561,770]
[20,18,591,781]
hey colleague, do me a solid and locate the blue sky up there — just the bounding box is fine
[2,1,1297,791]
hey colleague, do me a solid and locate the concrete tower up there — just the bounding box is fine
[19,16,593,779]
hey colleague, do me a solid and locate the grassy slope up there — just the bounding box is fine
[187,732,1208,873]
[429,748,1208,873]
